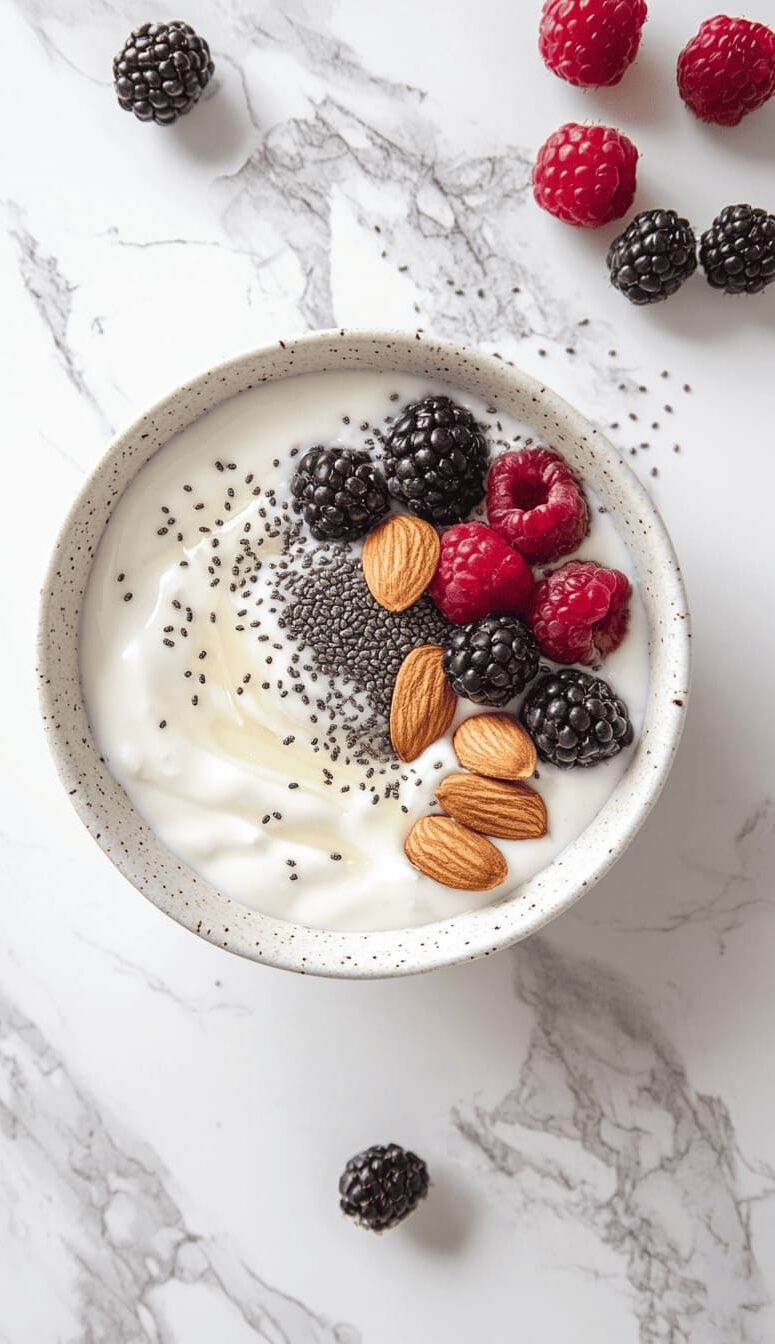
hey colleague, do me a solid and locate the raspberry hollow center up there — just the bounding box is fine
[508,479,549,512]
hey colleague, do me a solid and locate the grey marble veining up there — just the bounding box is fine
[0,989,359,1342]
[3,201,114,436]
[455,938,774,1341]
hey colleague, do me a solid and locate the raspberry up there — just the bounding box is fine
[529,560,631,665]
[487,448,589,563]
[539,0,648,88]
[533,123,639,228]
[429,522,534,625]
[677,16,775,127]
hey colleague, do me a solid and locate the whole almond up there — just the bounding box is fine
[436,773,547,841]
[362,513,440,612]
[453,712,537,781]
[390,645,457,762]
[405,815,507,890]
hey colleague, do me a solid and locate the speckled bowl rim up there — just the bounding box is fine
[38,330,690,978]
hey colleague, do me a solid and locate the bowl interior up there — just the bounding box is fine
[37,331,690,978]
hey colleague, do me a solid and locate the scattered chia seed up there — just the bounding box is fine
[123,592,133,602]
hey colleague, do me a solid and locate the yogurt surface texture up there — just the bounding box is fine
[80,370,649,932]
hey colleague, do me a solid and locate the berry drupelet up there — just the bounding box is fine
[339,1144,429,1231]
[113,21,214,125]
[700,205,775,296]
[607,210,698,305]
[521,667,633,768]
[443,615,540,707]
[290,446,389,541]
[382,396,489,524]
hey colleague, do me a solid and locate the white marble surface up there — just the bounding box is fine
[3,0,775,1338]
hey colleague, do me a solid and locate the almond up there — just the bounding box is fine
[436,773,547,841]
[453,712,537,781]
[390,645,457,762]
[405,815,507,890]
[362,513,440,612]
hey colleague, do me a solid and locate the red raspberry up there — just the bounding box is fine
[428,522,534,625]
[487,448,589,564]
[529,560,631,665]
[677,16,775,127]
[539,0,648,88]
[533,123,639,228]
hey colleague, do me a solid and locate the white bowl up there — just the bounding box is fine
[37,330,690,978]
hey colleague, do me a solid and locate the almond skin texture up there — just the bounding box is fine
[436,773,547,841]
[362,513,440,613]
[390,645,457,762]
[405,815,507,890]
[453,713,537,781]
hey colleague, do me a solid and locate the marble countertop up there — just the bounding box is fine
[3,1,775,1339]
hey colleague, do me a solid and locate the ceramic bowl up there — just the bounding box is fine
[38,330,690,978]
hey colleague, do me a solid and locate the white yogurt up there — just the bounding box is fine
[80,371,649,932]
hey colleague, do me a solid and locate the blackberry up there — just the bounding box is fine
[442,615,540,707]
[339,1144,429,1231]
[521,667,633,768]
[700,204,775,295]
[113,21,214,125]
[290,447,389,541]
[382,395,488,524]
[607,210,697,305]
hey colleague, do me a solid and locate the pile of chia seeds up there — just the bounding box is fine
[270,545,457,760]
